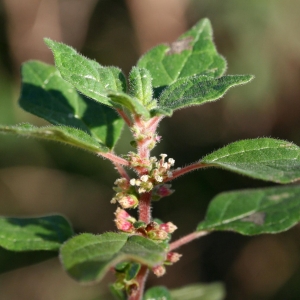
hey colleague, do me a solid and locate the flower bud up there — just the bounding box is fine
[115,219,134,232]
[147,229,169,240]
[156,184,174,198]
[118,194,139,209]
[166,252,182,264]
[152,265,166,277]
[159,222,177,233]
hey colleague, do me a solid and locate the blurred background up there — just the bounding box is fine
[0,0,300,299]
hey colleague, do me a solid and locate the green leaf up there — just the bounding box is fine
[20,60,124,149]
[144,286,171,300]
[0,123,108,153]
[0,215,73,251]
[201,138,300,183]
[107,91,150,119]
[60,232,166,283]
[138,18,226,91]
[197,185,300,235]
[44,38,127,107]
[129,67,153,106]
[170,283,225,300]
[158,74,253,112]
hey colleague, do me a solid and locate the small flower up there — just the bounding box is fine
[166,252,182,263]
[140,175,149,182]
[138,187,146,194]
[115,219,134,232]
[160,154,167,160]
[130,178,136,186]
[168,158,175,166]
[167,171,173,178]
[152,265,166,277]
[118,194,139,209]
[155,175,163,182]
[159,222,177,233]
[147,229,169,240]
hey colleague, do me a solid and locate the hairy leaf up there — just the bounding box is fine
[108,91,150,119]
[0,123,108,153]
[159,74,253,111]
[202,138,300,183]
[170,283,225,300]
[197,185,300,235]
[0,215,73,251]
[144,286,171,300]
[44,39,127,107]
[20,61,124,149]
[138,18,226,90]
[60,232,166,283]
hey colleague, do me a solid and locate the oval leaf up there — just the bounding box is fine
[197,185,300,235]
[0,215,73,251]
[201,138,300,183]
[44,39,127,107]
[170,283,225,300]
[159,74,253,111]
[0,123,108,153]
[20,60,124,149]
[138,18,226,90]
[60,232,166,284]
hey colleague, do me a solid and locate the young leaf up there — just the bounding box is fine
[201,138,300,183]
[60,232,166,283]
[0,215,73,251]
[144,286,171,300]
[44,39,127,107]
[129,67,154,108]
[158,74,253,112]
[20,61,124,149]
[107,91,150,119]
[138,18,226,90]
[170,283,225,300]
[197,185,300,235]
[0,123,108,153]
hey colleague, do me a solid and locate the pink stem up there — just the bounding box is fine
[169,231,209,251]
[117,108,132,126]
[147,116,162,133]
[138,192,152,223]
[99,152,129,166]
[113,162,130,181]
[129,266,149,300]
[165,162,208,182]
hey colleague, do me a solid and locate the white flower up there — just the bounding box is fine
[140,175,149,182]
[168,158,175,166]
[155,175,163,182]
[167,171,173,178]
[130,178,136,186]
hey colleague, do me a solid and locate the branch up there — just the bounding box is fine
[99,152,129,166]
[165,162,209,182]
[116,108,132,127]
[169,231,209,251]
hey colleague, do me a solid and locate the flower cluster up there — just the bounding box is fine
[111,178,139,209]
[131,123,161,150]
[129,153,175,195]
[114,209,177,241]
[152,251,182,277]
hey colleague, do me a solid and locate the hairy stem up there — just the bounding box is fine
[129,265,149,300]
[99,152,129,166]
[113,162,130,180]
[169,231,209,251]
[138,192,152,223]
[116,108,132,126]
[165,162,209,182]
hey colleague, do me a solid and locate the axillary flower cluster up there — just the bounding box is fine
[111,150,181,277]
